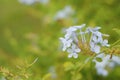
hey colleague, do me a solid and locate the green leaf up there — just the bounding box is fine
[96,57,102,62]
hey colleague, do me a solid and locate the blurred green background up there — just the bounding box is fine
[0,0,120,80]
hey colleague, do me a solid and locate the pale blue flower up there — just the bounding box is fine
[111,55,120,65]
[90,42,100,54]
[54,6,74,20]
[59,38,73,51]
[19,0,35,5]
[74,24,86,29]
[93,53,120,76]
[88,27,110,54]
[65,29,78,43]
[48,66,57,79]
[68,53,78,58]
[102,39,110,47]
[71,32,79,43]
[92,31,103,43]
[63,6,74,14]
[66,27,77,33]
[97,68,108,76]
[86,27,101,33]
[65,24,85,40]
[19,0,49,5]
[67,43,81,58]
[60,24,110,59]
[93,53,109,76]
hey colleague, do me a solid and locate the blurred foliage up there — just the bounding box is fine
[0,0,120,80]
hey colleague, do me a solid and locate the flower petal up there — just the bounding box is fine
[73,53,78,58]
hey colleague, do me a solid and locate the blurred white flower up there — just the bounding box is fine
[48,66,57,79]
[93,53,109,76]
[68,52,78,58]
[19,0,49,5]
[97,67,108,76]
[0,77,6,80]
[93,53,120,76]
[102,39,110,47]
[54,5,74,20]
[19,0,35,5]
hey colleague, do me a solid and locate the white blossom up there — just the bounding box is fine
[68,53,78,58]
[90,42,100,54]
[54,6,74,20]
[60,24,110,58]
[93,53,120,76]
[19,0,49,5]
[19,0,35,5]
[67,43,81,58]
[102,39,110,47]
[59,38,73,51]
[65,27,77,39]
[48,66,57,79]
[87,27,110,54]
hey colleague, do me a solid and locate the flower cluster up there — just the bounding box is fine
[60,24,109,58]
[59,24,120,76]
[60,24,85,58]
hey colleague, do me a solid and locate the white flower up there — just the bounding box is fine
[102,39,110,47]
[90,42,100,54]
[48,66,57,79]
[67,43,81,58]
[66,27,77,33]
[54,6,74,20]
[86,27,103,44]
[64,24,85,39]
[93,53,120,76]
[111,55,120,65]
[92,31,103,43]
[19,0,35,5]
[93,53,109,76]
[74,24,86,29]
[97,68,108,76]
[65,27,77,39]
[71,32,79,43]
[19,0,49,5]
[63,6,74,14]
[88,27,110,54]
[86,27,101,33]
[60,24,110,58]
[68,53,78,58]
[59,38,73,51]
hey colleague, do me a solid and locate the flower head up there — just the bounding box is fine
[60,24,110,58]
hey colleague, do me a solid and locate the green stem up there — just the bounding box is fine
[110,39,120,48]
[77,54,96,72]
